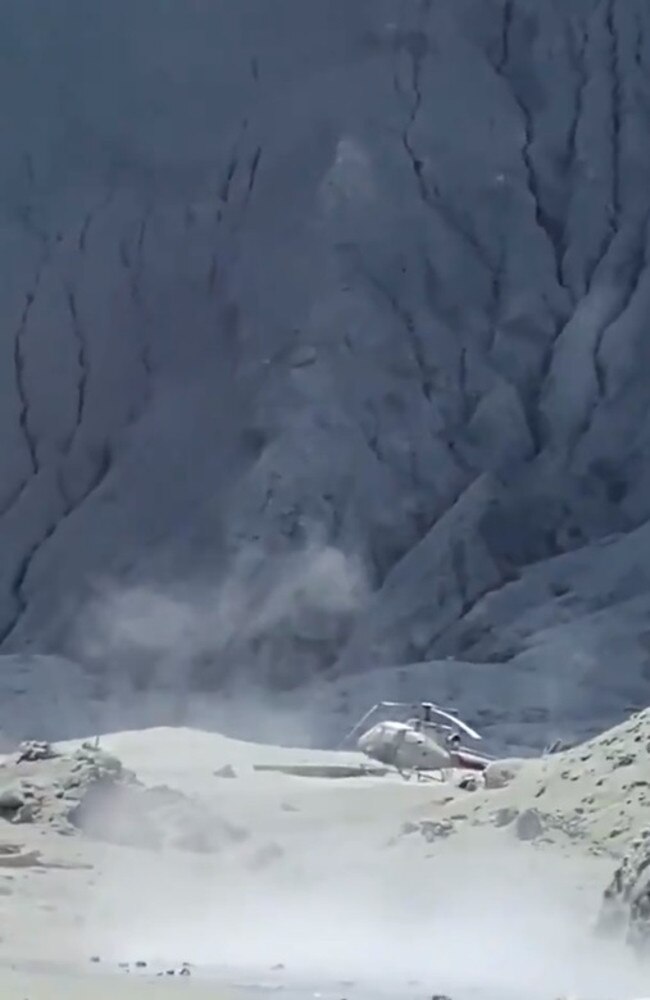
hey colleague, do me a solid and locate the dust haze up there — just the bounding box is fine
[40,544,647,1000]
[70,537,368,744]
[77,819,645,999]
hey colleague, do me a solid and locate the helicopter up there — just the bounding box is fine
[338,701,494,780]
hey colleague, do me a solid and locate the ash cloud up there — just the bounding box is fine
[70,538,368,742]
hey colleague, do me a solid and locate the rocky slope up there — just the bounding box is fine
[2,0,650,719]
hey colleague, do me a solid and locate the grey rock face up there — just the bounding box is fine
[1,1,650,712]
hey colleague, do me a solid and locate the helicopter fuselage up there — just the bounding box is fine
[357,719,489,773]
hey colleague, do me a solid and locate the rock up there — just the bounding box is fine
[214,764,237,779]
[458,774,482,791]
[419,820,454,842]
[0,784,26,813]
[90,955,101,964]
[16,740,56,763]
[179,966,191,976]
[484,759,525,790]
[613,754,636,768]
[514,808,544,842]
[0,849,42,868]
[67,780,163,850]
[11,800,38,824]
[73,746,124,777]
[596,830,650,953]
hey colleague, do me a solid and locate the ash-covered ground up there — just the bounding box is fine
[0,711,648,999]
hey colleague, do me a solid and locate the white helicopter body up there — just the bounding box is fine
[341,701,493,778]
[357,720,452,771]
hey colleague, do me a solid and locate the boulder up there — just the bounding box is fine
[596,830,650,953]
[0,783,26,813]
[16,740,56,763]
[484,758,525,790]
[515,808,544,841]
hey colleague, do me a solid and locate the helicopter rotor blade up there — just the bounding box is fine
[428,706,482,741]
[338,702,397,748]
